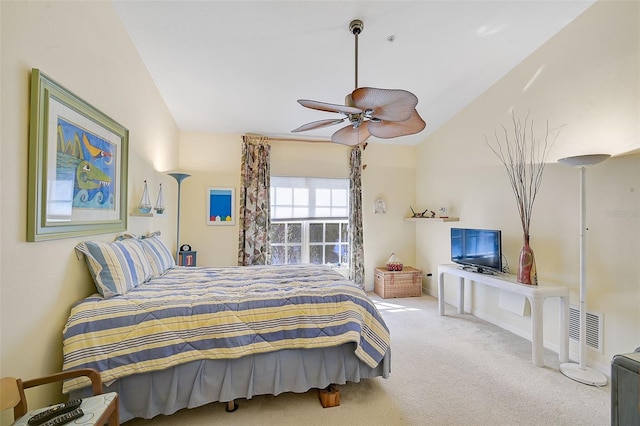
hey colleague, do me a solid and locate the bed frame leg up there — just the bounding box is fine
[225,400,238,412]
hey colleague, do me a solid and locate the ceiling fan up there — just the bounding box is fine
[292,19,426,146]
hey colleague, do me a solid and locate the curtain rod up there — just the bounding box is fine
[271,137,331,144]
[245,133,331,144]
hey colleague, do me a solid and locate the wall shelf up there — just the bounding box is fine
[130,212,153,217]
[404,217,459,222]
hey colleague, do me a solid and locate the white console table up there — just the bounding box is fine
[437,264,569,368]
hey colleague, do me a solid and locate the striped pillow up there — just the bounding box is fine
[76,239,153,298]
[139,232,175,277]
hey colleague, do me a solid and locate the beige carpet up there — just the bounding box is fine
[125,294,610,425]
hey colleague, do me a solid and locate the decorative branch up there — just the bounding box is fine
[485,111,564,237]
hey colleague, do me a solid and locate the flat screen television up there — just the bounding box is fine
[451,228,502,274]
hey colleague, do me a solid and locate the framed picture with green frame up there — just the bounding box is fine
[27,69,129,241]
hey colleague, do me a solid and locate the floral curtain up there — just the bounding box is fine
[349,146,365,287]
[237,134,271,266]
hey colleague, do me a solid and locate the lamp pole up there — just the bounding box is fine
[558,154,609,386]
[168,173,191,260]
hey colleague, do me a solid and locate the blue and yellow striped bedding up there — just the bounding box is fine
[62,264,390,392]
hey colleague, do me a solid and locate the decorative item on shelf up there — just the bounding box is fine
[485,111,564,285]
[410,206,435,218]
[168,172,191,259]
[558,154,610,387]
[386,253,403,271]
[154,183,165,214]
[138,180,152,214]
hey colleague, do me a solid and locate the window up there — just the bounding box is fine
[270,177,349,267]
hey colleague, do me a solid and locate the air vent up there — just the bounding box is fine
[569,305,603,353]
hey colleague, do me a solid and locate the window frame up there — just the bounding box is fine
[269,177,350,268]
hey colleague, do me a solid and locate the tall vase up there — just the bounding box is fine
[517,234,538,285]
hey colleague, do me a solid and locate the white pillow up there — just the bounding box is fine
[76,238,153,298]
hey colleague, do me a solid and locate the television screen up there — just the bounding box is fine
[451,228,502,273]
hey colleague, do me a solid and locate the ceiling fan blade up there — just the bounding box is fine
[298,99,362,115]
[368,109,426,139]
[292,118,346,133]
[351,87,418,122]
[331,122,371,146]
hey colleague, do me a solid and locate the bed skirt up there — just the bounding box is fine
[71,344,391,422]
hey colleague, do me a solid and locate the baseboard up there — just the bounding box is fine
[424,286,436,298]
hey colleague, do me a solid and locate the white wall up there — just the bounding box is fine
[360,143,417,286]
[0,1,179,418]
[174,132,242,266]
[177,134,418,290]
[416,0,639,374]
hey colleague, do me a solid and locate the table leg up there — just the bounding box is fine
[457,277,465,314]
[438,271,445,316]
[529,296,544,367]
[559,295,570,363]
[109,395,119,426]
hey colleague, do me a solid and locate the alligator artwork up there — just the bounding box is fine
[56,117,115,210]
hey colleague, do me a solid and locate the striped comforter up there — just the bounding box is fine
[62,264,390,392]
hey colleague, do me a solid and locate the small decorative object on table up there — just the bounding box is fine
[386,253,403,271]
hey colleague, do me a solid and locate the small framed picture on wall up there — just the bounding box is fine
[207,187,235,225]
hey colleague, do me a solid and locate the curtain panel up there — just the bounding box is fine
[349,146,365,287]
[237,135,271,266]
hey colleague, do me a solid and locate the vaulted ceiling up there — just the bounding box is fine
[113,1,595,145]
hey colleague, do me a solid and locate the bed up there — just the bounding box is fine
[63,244,391,423]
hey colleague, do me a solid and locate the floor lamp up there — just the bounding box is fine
[168,172,191,260]
[558,154,610,386]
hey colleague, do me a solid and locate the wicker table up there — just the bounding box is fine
[374,267,422,298]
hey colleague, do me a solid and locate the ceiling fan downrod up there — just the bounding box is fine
[349,19,364,90]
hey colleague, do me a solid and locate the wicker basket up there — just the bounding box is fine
[374,267,422,298]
